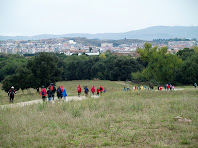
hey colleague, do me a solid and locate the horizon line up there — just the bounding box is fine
[1,25,198,37]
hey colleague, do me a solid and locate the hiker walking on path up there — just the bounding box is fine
[99,85,103,95]
[60,86,64,92]
[50,83,56,100]
[8,86,16,103]
[194,83,197,88]
[57,86,63,99]
[84,86,89,97]
[77,85,81,97]
[47,87,52,102]
[164,84,167,90]
[91,86,95,95]
[123,87,127,92]
[62,89,67,101]
[40,86,47,102]
[97,88,100,96]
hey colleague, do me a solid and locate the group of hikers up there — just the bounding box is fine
[77,85,105,97]
[6,82,197,103]
[39,83,105,102]
[40,83,67,102]
[123,83,176,91]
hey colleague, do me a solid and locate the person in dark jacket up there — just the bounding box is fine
[47,87,52,102]
[57,86,62,99]
[50,83,56,100]
[8,86,16,103]
[84,86,89,97]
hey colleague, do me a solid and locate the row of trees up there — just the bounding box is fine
[132,43,198,85]
[1,43,198,91]
[1,53,143,91]
[0,54,26,82]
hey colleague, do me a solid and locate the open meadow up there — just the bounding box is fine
[0,80,198,147]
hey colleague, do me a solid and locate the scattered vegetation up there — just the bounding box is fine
[0,80,198,147]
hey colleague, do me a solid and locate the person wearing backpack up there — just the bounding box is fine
[84,86,89,97]
[40,86,47,102]
[62,89,67,101]
[57,86,63,99]
[97,88,100,96]
[50,83,56,100]
[194,82,197,88]
[8,86,16,103]
[91,86,95,96]
[60,86,64,92]
[47,87,52,102]
[77,85,81,97]
[99,85,103,95]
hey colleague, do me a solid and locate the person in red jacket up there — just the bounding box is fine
[97,88,100,96]
[91,86,95,95]
[40,86,47,102]
[60,86,64,92]
[77,85,81,97]
[99,85,103,95]
[167,84,170,90]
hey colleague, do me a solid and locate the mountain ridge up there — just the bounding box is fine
[0,26,198,41]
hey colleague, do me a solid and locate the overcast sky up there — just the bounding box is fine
[0,0,197,36]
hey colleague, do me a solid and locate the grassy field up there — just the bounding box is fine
[0,80,198,147]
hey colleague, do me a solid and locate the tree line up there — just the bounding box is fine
[1,43,198,92]
[1,52,142,91]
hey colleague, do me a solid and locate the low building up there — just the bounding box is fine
[85,52,100,56]
[101,43,113,48]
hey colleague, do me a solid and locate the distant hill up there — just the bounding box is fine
[0,26,198,41]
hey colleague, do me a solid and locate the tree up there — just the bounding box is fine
[15,66,36,90]
[2,53,63,92]
[89,47,92,52]
[137,43,158,63]
[144,53,182,83]
[0,54,26,82]
[177,48,195,61]
[104,56,142,81]
[99,53,106,59]
[174,54,198,85]
[27,52,62,88]
[2,74,20,92]
[137,43,182,83]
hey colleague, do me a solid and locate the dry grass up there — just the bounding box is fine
[0,80,198,147]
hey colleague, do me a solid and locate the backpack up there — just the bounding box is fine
[100,87,102,91]
[10,89,14,95]
[78,87,80,92]
[48,90,52,96]
[57,88,62,94]
[85,87,88,93]
[42,91,45,96]
[50,85,53,91]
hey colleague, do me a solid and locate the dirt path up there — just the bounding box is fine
[0,95,99,109]
[114,82,184,91]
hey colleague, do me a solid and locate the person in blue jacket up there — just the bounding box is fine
[62,89,67,101]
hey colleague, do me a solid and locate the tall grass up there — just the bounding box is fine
[0,80,198,147]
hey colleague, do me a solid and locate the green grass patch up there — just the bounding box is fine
[0,80,198,147]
